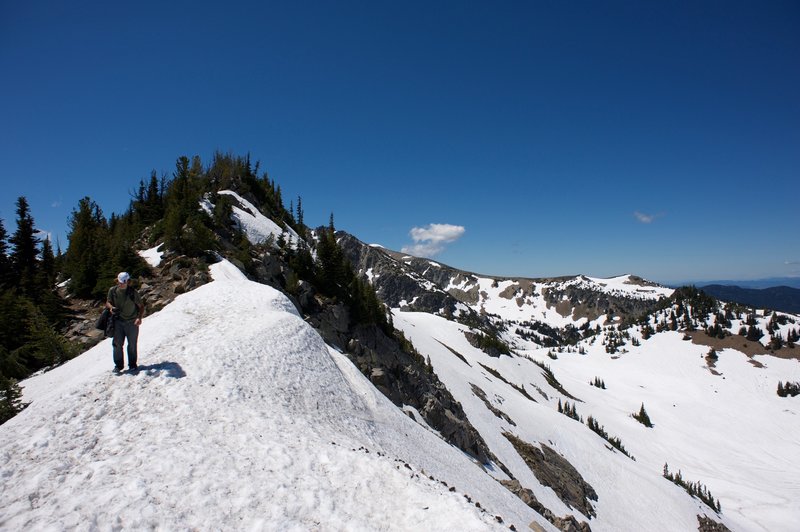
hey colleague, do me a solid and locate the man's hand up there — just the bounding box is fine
[135,318,142,326]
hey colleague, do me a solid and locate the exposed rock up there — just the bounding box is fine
[300,284,493,463]
[501,479,591,532]
[542,285,661,323]
[464,331,505,358]
[337,232,478,319]
[62,253,213,347]
[471,384,516,426]
[697,515,732,532]
[503,432,598,519]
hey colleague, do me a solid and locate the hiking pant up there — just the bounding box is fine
[113,318,139,369]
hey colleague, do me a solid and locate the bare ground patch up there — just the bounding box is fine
[687,331,800,361]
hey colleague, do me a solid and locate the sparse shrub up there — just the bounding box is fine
[587,415,633,460]
[532,359,578,400]
[557,398,582,422]
[465,330,511,357]
[590,377,606,389]
[663,463,721,513]
[777,381,800,397]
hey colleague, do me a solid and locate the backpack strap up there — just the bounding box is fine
[111,285,135,305]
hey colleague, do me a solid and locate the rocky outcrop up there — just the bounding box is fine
[304,297,493,464]
[471,384,516,426]
[503,432,598,519]
[542,284,662,323]
[697,515,731,532]
[501,479,591,532]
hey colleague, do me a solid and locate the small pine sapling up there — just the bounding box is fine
[632,403,653,428]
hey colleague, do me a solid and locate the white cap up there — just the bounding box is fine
[117,272,130,283]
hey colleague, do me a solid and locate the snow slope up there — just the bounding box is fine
[1,260,546,531]
[200,189,301,247]
[392,310,800,532]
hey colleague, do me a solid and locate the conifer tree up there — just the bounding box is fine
[33,236,68,326]
[296,196,304,231]
[65,197,109,298]
[39,237,56,288]
[9,197,40,297]
[0,291,30,377]
[633,403,653,427]
[0,374,26,424]
[746,325,763,342]
[0,217,10,288]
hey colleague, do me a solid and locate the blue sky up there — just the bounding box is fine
[1,1,798,284]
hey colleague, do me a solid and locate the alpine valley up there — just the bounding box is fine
[2,156,798,532]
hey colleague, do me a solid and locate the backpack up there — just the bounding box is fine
[95,309,115,337]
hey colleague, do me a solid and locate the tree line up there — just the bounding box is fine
[1,198,76,423]
[3,151,391,423]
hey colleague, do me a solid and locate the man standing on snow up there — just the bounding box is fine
[106,272,145,373]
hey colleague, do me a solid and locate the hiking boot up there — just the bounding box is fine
[113,366,123,374]
[128,364,139,373]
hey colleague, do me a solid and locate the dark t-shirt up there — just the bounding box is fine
[107,285,143,321]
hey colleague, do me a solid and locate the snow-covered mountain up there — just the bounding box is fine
[1,261,544,530]
[4,185,799,531]
[340,234,800,532]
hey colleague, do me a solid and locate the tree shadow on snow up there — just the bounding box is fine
[137,361,186,379]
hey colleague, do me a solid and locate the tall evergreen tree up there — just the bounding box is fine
[296,196,305,236]
[9,197,39,296]
[0,217,10,288]
[65,197,109,298]
[34,236,68,325]
[163,155,214,255]
[39,237,56,288]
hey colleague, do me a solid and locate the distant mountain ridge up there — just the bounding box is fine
[698,284,800,314]
[673,277,800,290]
[339,232,673,340]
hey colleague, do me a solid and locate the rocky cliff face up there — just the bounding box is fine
[336,234,465,315]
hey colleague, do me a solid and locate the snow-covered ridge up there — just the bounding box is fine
[1,260,542,530]
[200,189,301,247]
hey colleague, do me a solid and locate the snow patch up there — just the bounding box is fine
[138,244,164,267]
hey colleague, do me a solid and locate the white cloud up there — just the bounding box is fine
[401,223,465,258]
[634,211,659,224]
